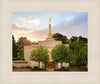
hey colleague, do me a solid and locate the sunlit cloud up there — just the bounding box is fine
[12,23,32,33]
[12,12,88,42]
[16,29,47,42]
[18,16,40,26]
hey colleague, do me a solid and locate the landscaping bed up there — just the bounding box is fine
[13,66,46,71]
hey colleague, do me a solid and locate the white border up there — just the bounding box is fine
[0,0,100,84]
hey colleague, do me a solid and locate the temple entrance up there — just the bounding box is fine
[46,61,55,68]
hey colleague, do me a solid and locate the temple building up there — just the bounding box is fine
[24,18,69,69]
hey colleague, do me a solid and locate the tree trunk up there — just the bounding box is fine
[38,61,40,69]
[54,62,56,69]
[45,62,46,69]
[61,62,63,68]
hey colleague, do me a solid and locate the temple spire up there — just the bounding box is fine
[49,17,51,24]
[48,17,52,38]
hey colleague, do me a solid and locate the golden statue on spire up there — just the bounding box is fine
[49,17,51,24]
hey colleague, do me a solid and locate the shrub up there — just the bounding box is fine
[61,66,65,69]
[31,66,46,71]
[39,68,46,70]
[13,57,18,61]
[55,68,70,71]
[13,61,27,63]
[26,66,32,68]
[69,63,79,67]
[33,66,39,70]
[13,66,25,69]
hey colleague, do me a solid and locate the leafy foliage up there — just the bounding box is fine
[69,36,88,67]
[76,45,88,66]
[51,44,69,68]
[30,46,49,68]
[12,35,32,60]
[66,49,74,63]
[52,33,69,44]
[70,36,78,42]
[12,35,18,60]
[17,48,24,60]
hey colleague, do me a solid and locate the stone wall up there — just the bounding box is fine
[57,62,69,69]
[24,38,69,69]
[13,62,28,67]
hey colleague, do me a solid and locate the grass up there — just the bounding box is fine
[31,66,46,71]
[67,67,87,71]
[13,66,32,69]
[13,66,25,69]
[54,63,87,71]
[13,61,27,63]
[68,63,88,71]
[13,66,46,71]
[31,68,46,71]
[55,67,70,71]
[55,68,70,71]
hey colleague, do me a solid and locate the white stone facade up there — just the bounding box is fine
[24,38,69,69]
[24,19,69,69]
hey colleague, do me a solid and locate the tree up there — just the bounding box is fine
[30,46,49,69]
[78,36,88,42]
[17,37,31,49]
[69,36,88,66]
[66,49,74,63]
[17,48,24,60]
[52,33,69,44]
[70,36,78,42]
[42,49,49,69]
[75,45,88,67]
[69,41,78,56]
[51,44,69,68]
[12,35,18,60]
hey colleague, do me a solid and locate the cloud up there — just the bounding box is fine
[18,16,40,26]
[12,23,32,33]
[16,29,48,42]
[13,13,88,42]
[52,13,88,38]
[66,16,75,22]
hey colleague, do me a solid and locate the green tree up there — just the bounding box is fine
[66,49,74,63]
[52,33,69,44]
[51,44,69,68]
[70,36,78,42]
[17,37,31,49]
[69,41,78,56]
[30,46,49,69]
[69,36,88,67]
[78,36,88,42]
[17,48,24,60]
[12,35,18,60]
[76,45,88,67]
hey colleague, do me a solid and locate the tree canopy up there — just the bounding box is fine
[51,44,69,68]
[17,37,31,49]
[75,45,88,67]
[52,33,69,44]
[70,36,78,42]
[69,36,88,67]
[17,48,24,60]
[30,46,49,68]
[12,35,18,60]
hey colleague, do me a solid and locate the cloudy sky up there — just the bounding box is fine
[12,12,88,42]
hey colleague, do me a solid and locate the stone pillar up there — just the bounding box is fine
[48,24,52,38]
[48,17,52,38]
